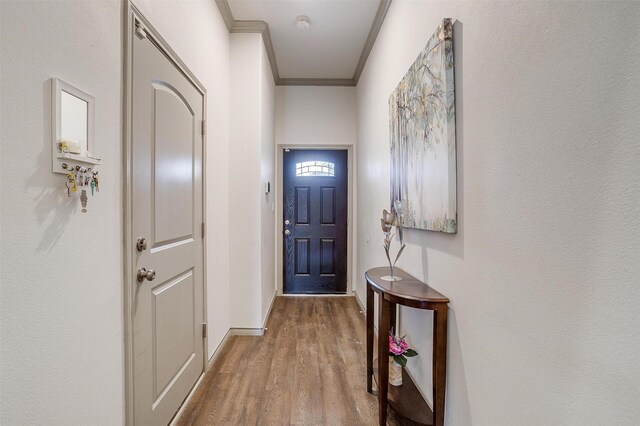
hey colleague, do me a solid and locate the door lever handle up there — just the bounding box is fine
[137,267,156,283]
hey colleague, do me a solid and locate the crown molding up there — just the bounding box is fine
[216,0,391,87]
[230,20,267,33]
[228,19,281,79]
[353,0,392,85]
[277,78,355,87]
[259,25,280,85]
[216,0,281,83]
[215,0,234,31]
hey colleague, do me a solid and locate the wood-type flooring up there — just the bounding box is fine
[176,296,417,425]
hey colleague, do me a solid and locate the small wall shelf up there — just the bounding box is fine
[56,153,101,164]
[54,153,101,175]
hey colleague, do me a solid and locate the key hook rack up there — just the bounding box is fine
[51,78,102,213]
[62,163,100,213]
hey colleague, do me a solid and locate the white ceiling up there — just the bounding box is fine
[228,0,381,79]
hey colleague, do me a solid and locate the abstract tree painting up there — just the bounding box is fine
[390,18,457,233]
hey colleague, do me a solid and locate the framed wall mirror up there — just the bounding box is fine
[51,78,99,173]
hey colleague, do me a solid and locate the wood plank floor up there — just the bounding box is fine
[176,296,382,425]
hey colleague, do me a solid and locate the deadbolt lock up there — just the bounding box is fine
[136,237,147,252]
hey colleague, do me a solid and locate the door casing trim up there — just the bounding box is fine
[122,3,208,425]
[276,145,355,296]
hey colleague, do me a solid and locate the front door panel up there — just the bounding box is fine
[283,150,348,294]
[131,20,204,425]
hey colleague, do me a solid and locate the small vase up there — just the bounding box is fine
[389,358,403,386]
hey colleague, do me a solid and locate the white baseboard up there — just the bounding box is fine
[229,291,277,337]
[229,327,264,336]
[262,290,277,330]
[354,290,366,314]
[230,292,355,335]
[207,328,231,368]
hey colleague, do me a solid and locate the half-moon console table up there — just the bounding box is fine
[366,267,450,426]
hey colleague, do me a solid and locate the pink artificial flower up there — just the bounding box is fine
[389,335,409,355]
[400,339,409,352]
[389,333,418,363]
[389,335,405,355]
[390,341,403,355]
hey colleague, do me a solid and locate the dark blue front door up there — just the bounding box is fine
[283,149,348,294]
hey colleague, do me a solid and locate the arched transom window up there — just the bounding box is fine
[295,161,335,177]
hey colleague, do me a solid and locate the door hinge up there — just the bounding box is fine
[201,222,205,238]
[135,20,148,40]
[201,120,206,136]
[202,323,207,338]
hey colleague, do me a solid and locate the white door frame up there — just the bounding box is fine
[122,3,208,425]
[275,145,355,296]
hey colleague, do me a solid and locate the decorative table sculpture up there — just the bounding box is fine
[380,200,407,281]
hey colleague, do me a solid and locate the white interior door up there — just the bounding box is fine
[131,18,204,425]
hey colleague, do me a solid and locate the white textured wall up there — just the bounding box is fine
[356,1,640,425]
[229,34,264,328]
[1,1,233,423]
[132,0,232,364]
[275,86,357,147]
[0,1,124,423]
[260,43,276,324]
[229,33,277,329]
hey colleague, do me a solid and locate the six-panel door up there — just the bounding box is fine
[283,150,348,294]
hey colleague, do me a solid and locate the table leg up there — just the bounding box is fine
[389,301,397,335]
[432,306,448,426]
[377,296,391,426]
[366,284,374,393]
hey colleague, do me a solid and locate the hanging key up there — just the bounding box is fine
[65,173,75,197]
[70,173,78,193]
[80,189,88,213]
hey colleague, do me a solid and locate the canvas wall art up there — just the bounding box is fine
[390,18,457,233]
